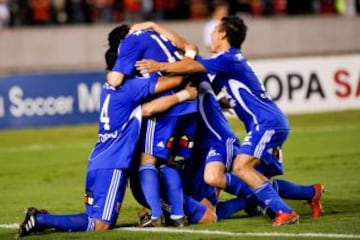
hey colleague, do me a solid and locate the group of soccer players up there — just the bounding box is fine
[17,16,324,238]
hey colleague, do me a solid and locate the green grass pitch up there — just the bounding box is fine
[0,110,360,240]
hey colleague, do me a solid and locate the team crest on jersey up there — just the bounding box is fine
[207,147,221,158]
[242,132,252,146]
[235,53,244,61]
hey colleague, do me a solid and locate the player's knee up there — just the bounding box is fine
[204,172,224,188]
[94,220,111,231]
[232,159,251,179]
[204,162,226,188]
[140,153,157,165]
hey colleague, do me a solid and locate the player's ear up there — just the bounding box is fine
[220,30,227,40]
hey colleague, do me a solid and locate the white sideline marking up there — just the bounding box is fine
[1,224,360,239]
[120,227,360,239]
[0,224,18,229]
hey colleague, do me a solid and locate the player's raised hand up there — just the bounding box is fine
[136,59,161,73]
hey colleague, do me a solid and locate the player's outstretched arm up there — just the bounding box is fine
[142,84,198,117]
[136,58,206,75]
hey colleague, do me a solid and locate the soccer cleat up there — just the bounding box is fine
[137,208,152,227]
[150,216,165,227]
[16,207,48,238]
[169,216,188,227]
[136,208,165,227]
[309,184,325,218]
[273,211,299,227]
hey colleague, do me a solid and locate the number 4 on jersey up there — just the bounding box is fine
[100,94,111,130]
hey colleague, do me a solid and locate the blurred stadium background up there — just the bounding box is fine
[0,0,359,129]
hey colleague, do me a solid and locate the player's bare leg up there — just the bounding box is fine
[204,162,226,189]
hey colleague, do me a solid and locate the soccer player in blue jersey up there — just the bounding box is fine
[15,31,195,238]
[141,73,258,222]
[192,78,324,219]
[129,81,245,225]
[106,23,198,227]
[135,17,324,226]
[184,78,254,220]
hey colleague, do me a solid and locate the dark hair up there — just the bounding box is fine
[105,24,130,70]
[219,16,247,49]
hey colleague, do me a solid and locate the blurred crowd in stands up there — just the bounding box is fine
[0,0,359,29]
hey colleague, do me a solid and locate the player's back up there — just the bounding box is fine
[114,30,196,116]
[200,48,289,131]
[139,31,182,65]
[113,30,181,77]
[88,76,157,171]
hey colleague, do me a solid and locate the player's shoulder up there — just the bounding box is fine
[209,48,241,62]
[127,29,154,39]
[225,48,246,62]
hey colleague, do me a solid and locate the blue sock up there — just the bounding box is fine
[36,213,94,232]
[254,181,292,214]
[224,172,253,198]
[139,163,162,218]
[273,179,315,200]
[183,195,207,224]
[217,197,246,220]
[160,164,184,218]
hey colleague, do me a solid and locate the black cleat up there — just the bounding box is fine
[16,207,48,238]
[169,216,188,227]
[136,208,165,227]
[244,200,262,217]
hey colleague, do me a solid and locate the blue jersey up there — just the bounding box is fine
[198,48,289,132]
[112,30,196,116]
[196,78,239,151]
[195,79,241,171]
[87,76,157,171]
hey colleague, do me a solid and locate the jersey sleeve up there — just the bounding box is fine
[197,54,234,75]
[112,35,144,76]
[126,76,157,104]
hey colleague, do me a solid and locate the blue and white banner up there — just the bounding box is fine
[0,71,105,129]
